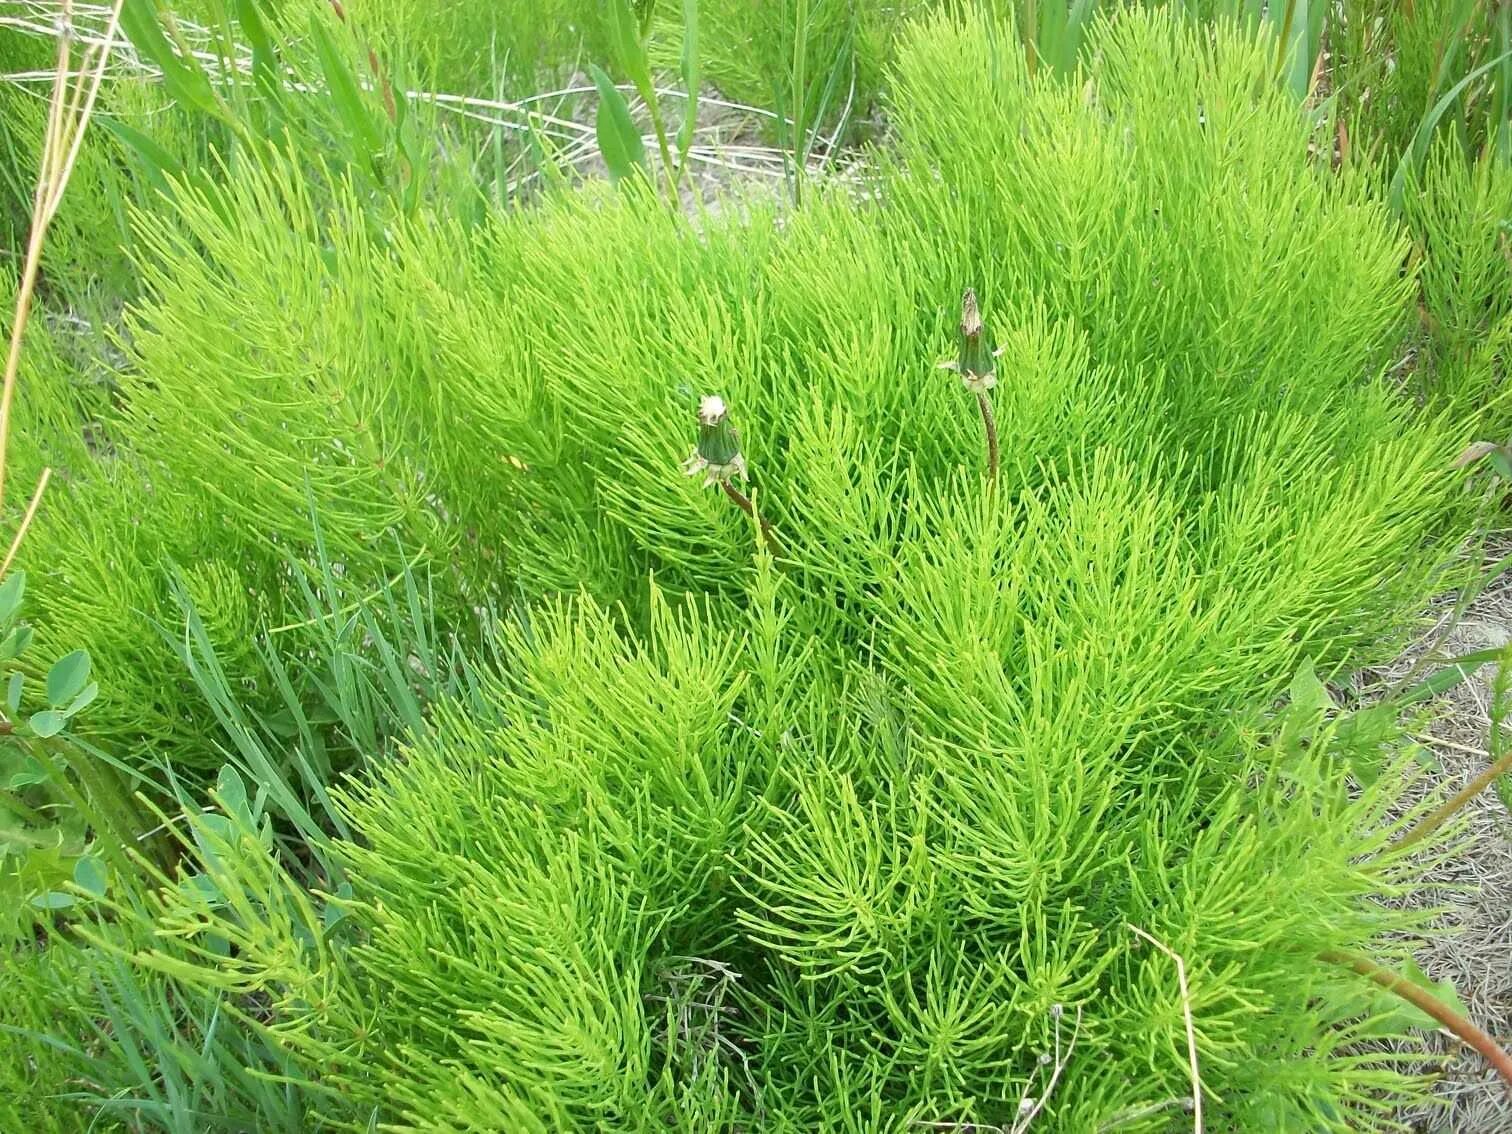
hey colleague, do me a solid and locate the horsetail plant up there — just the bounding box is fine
[7,6,1512,1129]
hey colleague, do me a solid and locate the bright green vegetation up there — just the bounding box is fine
[3,0,1512,1130]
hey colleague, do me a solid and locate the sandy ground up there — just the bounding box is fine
[1369,544,1512,1132]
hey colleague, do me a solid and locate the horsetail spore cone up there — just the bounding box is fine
[683,394,785,558]
[938,288,1003,482]
[944,287,998,392]
[683,395,748,487]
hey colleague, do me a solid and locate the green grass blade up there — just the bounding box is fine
[677,0,700,171]
[1391,47,1512,210]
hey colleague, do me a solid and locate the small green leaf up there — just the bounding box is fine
[1349,747,1383,787]
[180,872,225,908]
[1411,745,1442,773]
[591,64,646,182]
[216,764,248,820]
[46,650,91,708]
[265,708,301,738]
[197,811,235,844]
[29,890,76,910]
[29,710,66,739]
[1289,657,1334,716]
[1401,959,1469,1025]
[0,571,24,625]
[63,683,98,719]
[323,881,355,930]
[7,755,48,789]
[0,625,33,662]
[73,855,107,898]
[6,671,22,714]
[1333,702,1395,747]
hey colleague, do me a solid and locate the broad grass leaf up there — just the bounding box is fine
[591,65,646,181]
[95,118,184,199]
[1390,47,1512,211]
[1398,646,1505,706]
[119,0,220,117]
[310,18,385,172]
[233,0,281,101]
[607,0,654,94]
[677,0,700,162]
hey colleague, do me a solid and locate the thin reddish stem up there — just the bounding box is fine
[1320,949,1512,1093]
[1395,747,1512,850]
[720,481,786,560]
[976,392,998,484]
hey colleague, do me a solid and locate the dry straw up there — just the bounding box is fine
[1,0,125,568]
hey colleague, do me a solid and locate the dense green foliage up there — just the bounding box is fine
[2,0,1510,1130]
[1404,143,1512,414]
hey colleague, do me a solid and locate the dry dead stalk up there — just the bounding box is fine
[1,0,125,555]
[1,467,52,575]
[1128,924,1204,1133]
[1010,1003,1083,1133]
